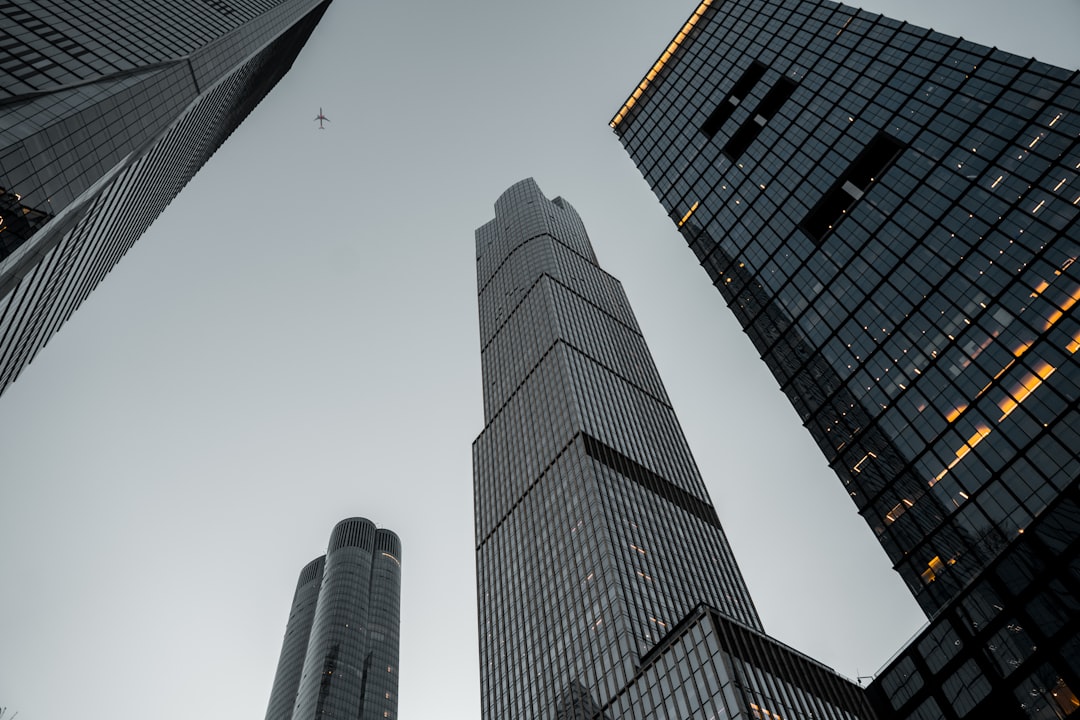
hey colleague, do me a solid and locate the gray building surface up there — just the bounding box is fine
[265,556,326,720]
[265,518,402,720]
[0,0,330,397]
[611,0,1079,717]
[472,178,873,719]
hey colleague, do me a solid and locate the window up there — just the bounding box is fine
[801,131,905,241]
[700,61,767,137]
[723,76,798,159]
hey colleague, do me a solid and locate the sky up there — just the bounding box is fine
[0,1,1077,718]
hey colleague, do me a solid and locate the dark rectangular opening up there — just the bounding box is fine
[722,76,797,160]
[800,131,906,243]
[582,433,723,530]
[700,61,766,138]
[846,132,905,188]
[722,121,760,160]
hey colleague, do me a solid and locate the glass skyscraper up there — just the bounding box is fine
[473,178,873,719]
[611,0,1078,717]
[265,517,402,720]
[0,0,331,397]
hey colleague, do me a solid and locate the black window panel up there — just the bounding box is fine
[800,188,854,241]
[722,120,761,159]
[722,76,798,159]
[847,132,906,189]
[755,76,798,121]
[700,60,766,138]
[800,131,906,242]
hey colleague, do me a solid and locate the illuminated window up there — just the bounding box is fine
[932,425,992,485]
[945,405,968,423]
[677,201,700,227]
[999,362,1056,421]
[852,450,878,473]
[609,0,716,128]
[921,555,947,584]
[1067,329,1080,354]
[884,498,914,525]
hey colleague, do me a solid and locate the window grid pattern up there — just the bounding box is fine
[869,488,1080,719]
[600,606,874,720]
[474,179,875,719]
[288,519,401,720]
[0,0,288,98]
[266,556,326,720]
[474,179,763,719]
[612,0,1079,716]
[0,0,331,397]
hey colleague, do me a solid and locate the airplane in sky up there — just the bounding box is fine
[314,108,330,130]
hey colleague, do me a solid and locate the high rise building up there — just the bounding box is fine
[473,178,873,719]
[0,0,331,397]
[265,518,402,720]
[611,0,1079,717]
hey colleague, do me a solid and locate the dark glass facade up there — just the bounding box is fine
[265,518,402,720]
[0,0,331,397]
[473,178,872,719]
[266,556,326,720]
[611,0,1079,717]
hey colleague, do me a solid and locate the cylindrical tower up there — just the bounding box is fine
[265,556,326,720]
[364,529,402,714]
[291,518,402,720]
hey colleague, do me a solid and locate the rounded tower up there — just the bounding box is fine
[291,518,402,720]
[265,556,326,720]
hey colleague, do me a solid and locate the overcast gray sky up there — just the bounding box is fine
[1,1,1077,718]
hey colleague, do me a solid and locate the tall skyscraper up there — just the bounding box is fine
[473,178,873,719]
[0,0,331,397]
[265,518,402,720]
[611,0,1079,717]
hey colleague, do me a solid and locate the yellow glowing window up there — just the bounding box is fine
[1059,285,1080,315]
[945,405,968,423]
[933,425,992,484]
[750,703,785,720]
[852,450,878,473]
[1000,362,1055,420]
[921,555,946,584]
[1048,677,1079,715]
[610,0,716,128]
[677,200,700,227]
[884,499,913,525]
[1067,330,1080,354]
[958,425,992,458]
